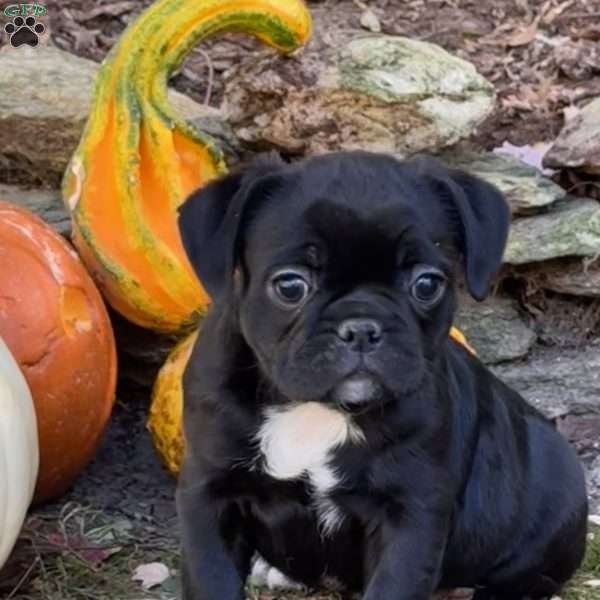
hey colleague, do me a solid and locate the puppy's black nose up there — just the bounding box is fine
[336,318,382,352]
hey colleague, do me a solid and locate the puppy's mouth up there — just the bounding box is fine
[329,371,383,414]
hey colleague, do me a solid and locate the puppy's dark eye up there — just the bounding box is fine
[410,270,446,306]
[270,271,311,306]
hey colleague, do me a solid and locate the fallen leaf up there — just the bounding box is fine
[494,141,554,174]
[71,28,99,52]
[506,17,540,47]
[45,532,122,565]
[80,545,122,564]
[541,0,575,26]
[501,94,534,112]
[583,579,600,588]
[77,1,136,21]
[360,9,381,33]
[563,105,581,123]
[576,25,600,42]
[133,562,170,590]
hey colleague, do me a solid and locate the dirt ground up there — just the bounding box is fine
[3,0,600,598]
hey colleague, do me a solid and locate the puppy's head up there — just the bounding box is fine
[178,151,509,413]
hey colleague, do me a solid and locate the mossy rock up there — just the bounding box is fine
[504,198,600,265]
[224,32,495,156]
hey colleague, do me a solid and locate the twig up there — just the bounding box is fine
[554,11,600,21]
[583,253,600,274]
[419,28,453,41]
[6,557,39,599]
[196,48,215,106]
[565,180,600,194]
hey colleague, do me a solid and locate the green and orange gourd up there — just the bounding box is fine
[63,0,313,333]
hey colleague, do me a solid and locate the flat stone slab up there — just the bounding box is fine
[455,294,535,364]
[0,184,69,237]
[504,198,600,265]
[0,45,234,186]
[441,151,565,215]
[491,344,600,419]
[515,258,600,297]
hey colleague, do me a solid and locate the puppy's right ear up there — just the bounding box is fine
[178,153,284,301]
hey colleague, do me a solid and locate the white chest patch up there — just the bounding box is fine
[257,402,363,489]
[256,402,364,533]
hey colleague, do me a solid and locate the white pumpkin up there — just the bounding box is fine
[0,336,39,569]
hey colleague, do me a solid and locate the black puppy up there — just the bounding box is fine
[176,151,588,600]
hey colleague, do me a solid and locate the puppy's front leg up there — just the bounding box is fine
[363,516,448,600]
[177,480,252,600]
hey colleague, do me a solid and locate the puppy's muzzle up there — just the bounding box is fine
[336,318,382,353]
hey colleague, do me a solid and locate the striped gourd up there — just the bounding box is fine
[63,0,312,332]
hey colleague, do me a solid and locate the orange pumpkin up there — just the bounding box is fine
[0,201,117,503]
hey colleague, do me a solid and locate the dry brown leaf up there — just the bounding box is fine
[507,17,540,47]
[534,76,556,105]
[576,25,600,41]
[76,1,136,21]
[515,0,531,15]
[541,0,576,26]
[502,94,534,111]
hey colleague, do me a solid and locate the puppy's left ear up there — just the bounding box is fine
[445,168,510,300]
[177,153,285,301]
[444,168,510,301]
[418,159,510,301]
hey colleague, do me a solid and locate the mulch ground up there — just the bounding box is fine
[43,0,600,148]
[2,0,600,598]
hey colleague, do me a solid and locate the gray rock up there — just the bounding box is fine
[455,294,535,364]
[224,33,495,156]
[491,344,600,419]
[0,46,96,186]
[543,96,600,175]
[184,106,244,167]
[0,45,236,187]
[504,197,600,265]
[0,184,70,237]
[440,152,565,215]
[493,345,600,513]
[588,455,600,513]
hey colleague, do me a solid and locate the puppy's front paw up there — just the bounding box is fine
[249,555,304,591]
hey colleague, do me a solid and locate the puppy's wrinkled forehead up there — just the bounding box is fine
[242,155,452,273]
[178,150,509,302]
